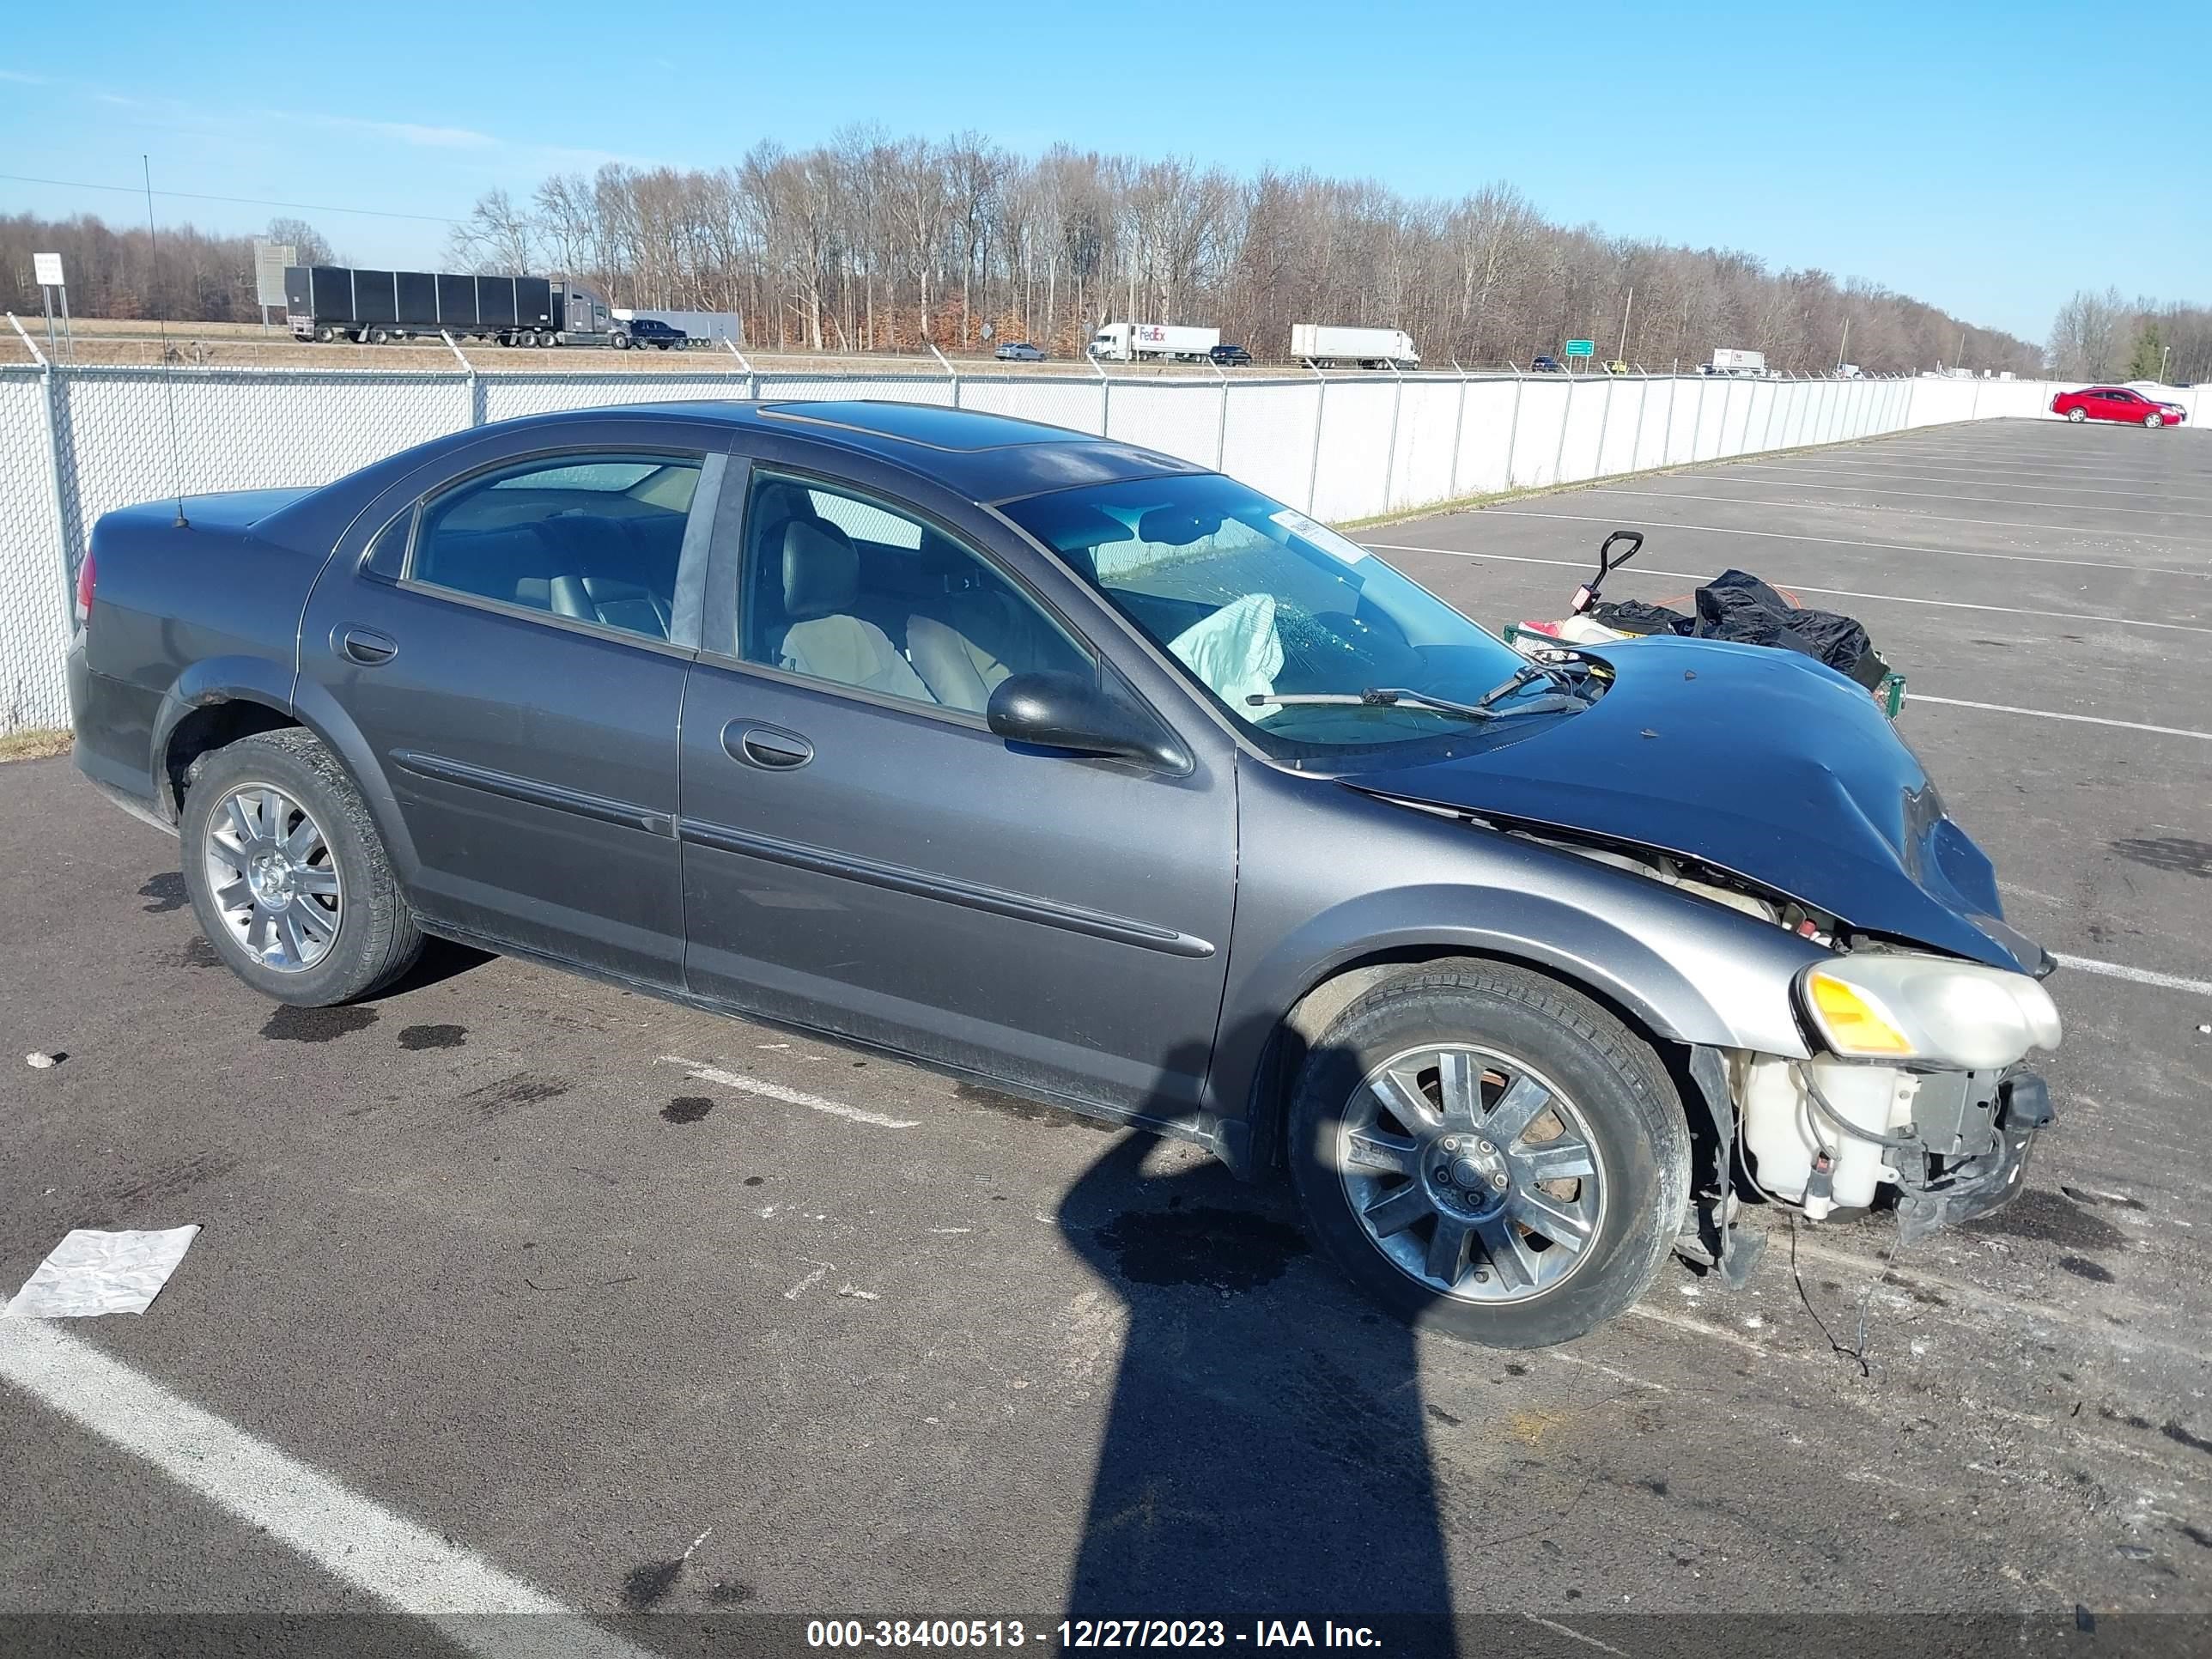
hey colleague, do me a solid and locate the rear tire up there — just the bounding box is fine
[1286,961,1691,1348]
[179,729,422,1007]
[2067,407,2087,422]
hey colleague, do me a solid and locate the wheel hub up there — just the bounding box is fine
[1427,1133,1510,1218]
[247,850,297,908]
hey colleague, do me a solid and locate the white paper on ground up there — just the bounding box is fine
[3,1226,202,1318]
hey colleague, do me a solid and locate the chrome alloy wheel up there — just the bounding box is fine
[1339,1044,1607,1304]
[202,782,343,972]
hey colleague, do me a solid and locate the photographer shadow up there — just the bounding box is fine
[1054,1032,1458,1627]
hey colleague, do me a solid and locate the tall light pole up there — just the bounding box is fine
[1617,286,1634,365]
[1837,318,1850,374]
[2159,343,2172,384]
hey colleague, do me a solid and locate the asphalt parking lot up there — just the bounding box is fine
[3,416,2209,1653]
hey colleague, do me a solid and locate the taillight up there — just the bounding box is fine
[74,551,95,629]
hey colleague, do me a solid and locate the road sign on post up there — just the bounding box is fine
[1564,339,1594,356]
[33,252,70,356]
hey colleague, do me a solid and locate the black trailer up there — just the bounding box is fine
[284,265,610,347]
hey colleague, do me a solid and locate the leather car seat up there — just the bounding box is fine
[776,520,933,702]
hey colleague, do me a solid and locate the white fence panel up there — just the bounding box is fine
[1509,378,1571,488]
[1104,380,1224,469]
[53,369,469,568]
[1390,380,1462,512]
[481,371,744,422]
[0,372,70,732]
[959,377,1108,434]
[1453,380,1520,496]
[1220,380,1321,510]
[1310,378,1395,520]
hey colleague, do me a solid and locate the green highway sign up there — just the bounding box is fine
[1564,339,1595,356]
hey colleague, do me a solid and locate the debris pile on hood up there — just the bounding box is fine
[1592,568,1890,691]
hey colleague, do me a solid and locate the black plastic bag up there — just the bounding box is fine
[1593,568,1887,690]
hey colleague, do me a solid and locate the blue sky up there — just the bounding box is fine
[3,0,2202,343]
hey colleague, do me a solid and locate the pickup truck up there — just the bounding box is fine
[66,399,2063,1349]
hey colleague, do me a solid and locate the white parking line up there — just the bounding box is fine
[0,1320,653,1656]
[1457,508,2209,578]
[1575,488,2212,544]
[1714,471,2212,519]
[1905,695,2212,742]
[2051,955,2212,997]
[1759,460,2212,501]
[659,1055,920,1127]
[1362,543,2212,635]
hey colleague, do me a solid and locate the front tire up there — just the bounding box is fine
[1286,962,1691,1347]
[179,729,423,1006]
[2145,412,2164,428]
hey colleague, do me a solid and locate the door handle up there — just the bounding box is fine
[725,721,813,770]
[337,626,398,666]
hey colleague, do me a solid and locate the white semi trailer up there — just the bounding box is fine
[1291,324,1419,368]
[1088,322,1222,362]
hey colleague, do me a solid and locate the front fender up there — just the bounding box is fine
[1206,805,1830,1167]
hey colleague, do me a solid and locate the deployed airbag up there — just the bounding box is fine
[1168,592,1284,715]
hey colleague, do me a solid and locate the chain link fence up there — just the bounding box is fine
[0,335,2195,737]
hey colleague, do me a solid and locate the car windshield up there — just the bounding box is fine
[1004,473,1577,754]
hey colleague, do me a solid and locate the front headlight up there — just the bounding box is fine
[1797,954,2062,1068]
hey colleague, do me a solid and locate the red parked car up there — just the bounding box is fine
[2051,385,2188,427]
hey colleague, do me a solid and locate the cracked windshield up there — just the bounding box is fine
[1005,474,1588,750]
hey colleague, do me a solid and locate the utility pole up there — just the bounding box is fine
[2159,343,2172,384]
[1617,286,1634,363]
[1837,318,1850,374]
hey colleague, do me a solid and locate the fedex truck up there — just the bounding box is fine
[1291,324,1420,368]
[1089,322,1221,362]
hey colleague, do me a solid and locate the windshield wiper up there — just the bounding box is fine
[1245,687,1500,720]
[1474,659,1586,708]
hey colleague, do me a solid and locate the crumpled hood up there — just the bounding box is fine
[1343,635,2045,975]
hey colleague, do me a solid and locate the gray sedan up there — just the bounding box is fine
[68,399,2060,1346]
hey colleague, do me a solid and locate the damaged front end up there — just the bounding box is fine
[1519,828,2063,1261]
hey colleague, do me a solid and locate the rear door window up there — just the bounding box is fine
[410,452,703,641]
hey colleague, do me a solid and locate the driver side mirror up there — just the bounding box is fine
[987,672,1190,773]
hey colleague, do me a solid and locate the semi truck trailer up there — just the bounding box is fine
[283,265,619,347]
[1088,322,1222,362]
[1291,324,1419,368]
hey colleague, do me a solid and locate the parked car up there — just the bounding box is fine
[1210,343,1254,367]
[613,318,687,352]
[994,342,1047,362]
[1529,355,1565,373]
[2050,386,2187,427]
[67,401,2062,1349]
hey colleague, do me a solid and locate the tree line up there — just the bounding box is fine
[2047,289,2210,385]
[4,128,2062,374]
[0,212,337,326]
[445,129,2040,372]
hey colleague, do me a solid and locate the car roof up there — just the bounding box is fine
[263,398,1207,548]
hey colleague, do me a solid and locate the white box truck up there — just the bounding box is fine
[1706,347,1765,375]
[1088,322,1221,362]
[1292,324,1419,368]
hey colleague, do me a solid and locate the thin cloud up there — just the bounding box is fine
[0,68,48,83]
[302,112,499,150]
